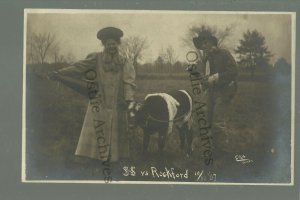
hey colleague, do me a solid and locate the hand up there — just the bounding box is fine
[186,65,200,75]
[202,73,219,87]
[47,71,60,80]
[208,73,219,84]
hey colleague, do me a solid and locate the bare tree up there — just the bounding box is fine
[50,43,61,63]
[57,55,66,63]
[120,36,148,73]
[182,24,236,50]
[49,39,74,64]
[32,32,56,64]
[26,21,37,64]
[26,23,68,65]
[26,33,35,64]
[65,52,76,64]
[160,45,178,65]
[181,23,236,68]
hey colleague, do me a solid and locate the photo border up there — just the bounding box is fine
[22,8,296,186]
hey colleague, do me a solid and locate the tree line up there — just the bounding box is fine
[26,23,291,77]
[26,29,76,65]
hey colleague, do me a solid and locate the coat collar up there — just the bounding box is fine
[102,50,123,64]
[101,51,124,72]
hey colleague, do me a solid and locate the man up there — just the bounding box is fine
[192,30,238,152]
[48,27,136,162]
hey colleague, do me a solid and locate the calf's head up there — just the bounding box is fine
[127,101,143,128]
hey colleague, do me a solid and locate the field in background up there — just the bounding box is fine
[25,65,291,183]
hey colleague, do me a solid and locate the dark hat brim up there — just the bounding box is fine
[97,27,123,41]
[193,37,203,49]
[193,35,218,49]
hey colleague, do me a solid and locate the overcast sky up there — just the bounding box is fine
[26,10,293,64]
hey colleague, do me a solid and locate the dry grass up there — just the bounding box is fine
[25,70,291,183]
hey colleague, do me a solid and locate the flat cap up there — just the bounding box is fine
[97,27,123,41]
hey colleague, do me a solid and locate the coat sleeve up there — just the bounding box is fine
[57,52,98,80]
[123,59,136,101]
[218,50,238,85]
[54,53,98,96]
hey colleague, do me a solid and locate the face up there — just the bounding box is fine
[104,39,119,55]
[201,40,215,54]
[127,102,142,128]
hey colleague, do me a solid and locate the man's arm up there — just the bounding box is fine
[218,50,238,85]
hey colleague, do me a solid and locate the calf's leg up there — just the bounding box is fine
[142,129,150,154]
[177,125,186,150]
[180,122,193,157]
[158,133,166,153]
[186,128,193,156]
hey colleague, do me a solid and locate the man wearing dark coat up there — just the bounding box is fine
[48,27,136,162]
[193,30,238,151]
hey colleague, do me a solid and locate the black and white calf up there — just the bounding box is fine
[128,90,193,156]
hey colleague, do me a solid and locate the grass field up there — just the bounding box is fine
[25,70,291,183]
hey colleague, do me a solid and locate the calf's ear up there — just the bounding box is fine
[135,103,142,111]
[128,101,136,110]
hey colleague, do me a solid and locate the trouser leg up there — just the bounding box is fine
[213,97,232,152]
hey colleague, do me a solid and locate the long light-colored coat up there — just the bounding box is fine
[57,51,136,162]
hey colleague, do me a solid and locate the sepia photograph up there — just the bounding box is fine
[22,9,295,184]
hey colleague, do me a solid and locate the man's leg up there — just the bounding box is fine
[213,97,233,152]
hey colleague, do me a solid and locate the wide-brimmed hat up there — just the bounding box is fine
[193,30,218,49]
[97,27,123,43]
